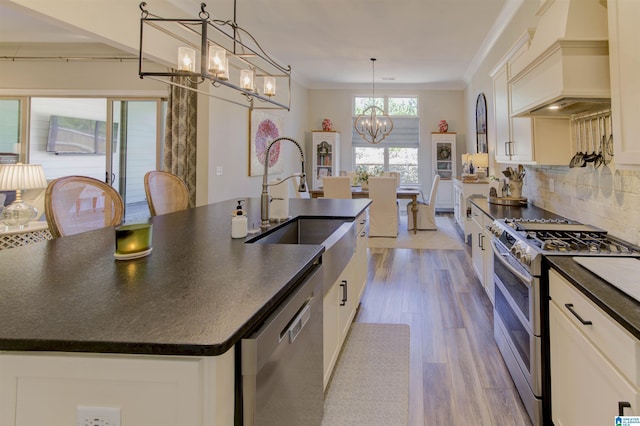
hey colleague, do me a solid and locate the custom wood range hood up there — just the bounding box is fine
[510,0,611,117]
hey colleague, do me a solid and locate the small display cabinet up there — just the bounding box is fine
[311,132,340,189]
[432,132,457,211]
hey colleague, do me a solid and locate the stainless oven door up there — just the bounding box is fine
[491,238,539,335]
[491,238,542,395]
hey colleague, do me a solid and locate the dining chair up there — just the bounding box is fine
[322,176,352,199]
[144,171,190,216]
[407,175,440,231]
[368,176,399,237]
[383,171,400,187]
[45,175,124,238]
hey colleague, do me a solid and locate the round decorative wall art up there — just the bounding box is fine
[255,119,281,167]
[249,110,285,176]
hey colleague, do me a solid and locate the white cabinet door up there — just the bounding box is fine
[609,0,640,166]
[323,274,342,389]
[338,257,357,340]
[550,301,640,424]
[482,224,494,304]
[436,179,454,211]
[493,65,511,163]
[470,211,484,282]
[323,254,356,390]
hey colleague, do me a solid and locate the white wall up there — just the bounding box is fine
[207,79,310,204]
[307,88,465,191]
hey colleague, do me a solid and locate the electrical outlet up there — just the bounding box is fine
[216,166,223,176]
[549,178,555,193]
[77,406,121,426]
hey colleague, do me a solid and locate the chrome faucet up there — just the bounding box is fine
[261,137,307,229]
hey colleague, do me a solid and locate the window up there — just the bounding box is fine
[352,96,419,184]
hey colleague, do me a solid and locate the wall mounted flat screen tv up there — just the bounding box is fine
[47,115,118,154]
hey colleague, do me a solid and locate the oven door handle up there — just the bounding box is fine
[490,238,533,286]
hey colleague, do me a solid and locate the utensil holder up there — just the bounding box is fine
[509,181,523,199]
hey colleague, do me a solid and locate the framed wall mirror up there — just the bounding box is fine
[475,93,488,154]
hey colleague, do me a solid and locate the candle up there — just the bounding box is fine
[178,47,196,72]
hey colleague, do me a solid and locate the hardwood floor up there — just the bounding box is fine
[355,214,532,426]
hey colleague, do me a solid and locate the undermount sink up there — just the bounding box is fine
[247,218,350,246]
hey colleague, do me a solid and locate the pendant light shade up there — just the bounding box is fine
[354,58,393,144]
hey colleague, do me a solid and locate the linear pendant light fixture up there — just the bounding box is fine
[138,1,291,111]
[354,58,393,144]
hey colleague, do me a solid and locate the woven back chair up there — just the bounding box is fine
[45,176,124,238]
[144,171,189,216]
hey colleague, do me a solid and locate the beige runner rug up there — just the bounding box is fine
[322,323,410,426]
[367,214,464,250]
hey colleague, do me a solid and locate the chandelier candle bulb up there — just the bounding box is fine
[218,57,229,81]
[177,47,196,72]
[240,69,254,90]
[208,45,226,74]
[263,76,276,96]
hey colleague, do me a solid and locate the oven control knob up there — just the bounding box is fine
[521,253,532,265]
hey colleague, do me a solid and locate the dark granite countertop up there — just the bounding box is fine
[470,197,639,339]
[469,197,567,221]
[0,198,371,356]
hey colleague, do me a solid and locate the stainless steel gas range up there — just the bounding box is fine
[487,217,640,426]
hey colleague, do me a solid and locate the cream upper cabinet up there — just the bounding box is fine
[493,65,511,163]
[491,31,534,164]
[608,0,640,167]
[491,29,572,166]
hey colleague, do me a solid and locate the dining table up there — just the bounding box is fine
[309,186,421,234]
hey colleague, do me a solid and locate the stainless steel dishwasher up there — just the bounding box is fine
[241,262,324,426]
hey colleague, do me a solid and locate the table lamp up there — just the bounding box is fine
[0,163,48,228]
[471,153,489,178]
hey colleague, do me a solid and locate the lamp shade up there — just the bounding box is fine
[0,163,47,191]
[461,153,470,164]
[471,153,489,168]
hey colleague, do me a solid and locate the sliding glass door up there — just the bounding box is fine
[28,97,165,222]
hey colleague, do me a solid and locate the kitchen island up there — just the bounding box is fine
[0,197,370,425]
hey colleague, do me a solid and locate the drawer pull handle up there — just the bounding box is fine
[619,401,631,416]
[340,280,348,306]
[564,304,592,325]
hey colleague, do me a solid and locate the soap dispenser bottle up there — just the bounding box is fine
[231,200,248,239]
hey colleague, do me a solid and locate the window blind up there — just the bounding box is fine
[351,117,419,148]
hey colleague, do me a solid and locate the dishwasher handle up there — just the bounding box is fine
[281,298,313,344]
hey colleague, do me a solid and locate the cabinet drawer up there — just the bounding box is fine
[549,269,640,386]
[470,204,491,229]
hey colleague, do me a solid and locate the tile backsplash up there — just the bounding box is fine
[522,164,640,246]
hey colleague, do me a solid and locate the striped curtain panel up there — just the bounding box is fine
[163,75,197,207]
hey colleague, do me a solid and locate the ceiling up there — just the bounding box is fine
[0,0,525,90]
